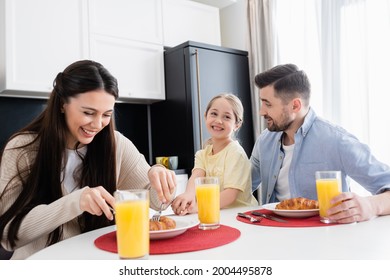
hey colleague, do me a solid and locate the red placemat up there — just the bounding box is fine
[236,209,339,227]
[94,225,240,255]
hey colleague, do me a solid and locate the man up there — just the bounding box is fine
[251,64,390,223]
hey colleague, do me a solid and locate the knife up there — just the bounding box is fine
[251,211,288,223]
[237,213,261,223]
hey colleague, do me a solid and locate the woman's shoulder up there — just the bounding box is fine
[1,133,39,169]
[113,130,141,154]
[4,132,38,150]
[113,130,131,145]
[113,130,123,140]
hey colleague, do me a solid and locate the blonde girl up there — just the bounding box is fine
[172,93,258,215]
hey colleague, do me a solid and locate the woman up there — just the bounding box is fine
[0,60,176,259]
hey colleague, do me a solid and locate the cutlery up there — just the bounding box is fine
[151,199,174,222]
[237,213,261,223]
[151,202,165,222]
[152,186,177,222]
[251,211,288,223]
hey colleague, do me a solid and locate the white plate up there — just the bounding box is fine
[150,216,199,240]
[262,202,319,218]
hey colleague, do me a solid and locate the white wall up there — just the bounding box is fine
[219,0,248,51]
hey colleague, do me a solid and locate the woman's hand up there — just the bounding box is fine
[171,192,197,215]
[148,164,177,204]
[80,186,115,220]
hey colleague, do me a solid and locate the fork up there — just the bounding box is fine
[151,198,175,222]
[152,185,177,222]
[151,202,165,222]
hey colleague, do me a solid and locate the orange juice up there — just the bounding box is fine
[316,179,341,218]
[196,184,220,226]
[115,199,149,259]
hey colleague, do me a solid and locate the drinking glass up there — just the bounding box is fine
[114,189,149,259]
[195,177,220,230]
[315,171,342,224]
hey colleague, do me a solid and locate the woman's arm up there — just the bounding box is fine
[0,136,85,251]
[148,164,177,204]
[114,132,176,210]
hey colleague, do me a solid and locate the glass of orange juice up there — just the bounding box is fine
[114,189,149,259]
[315,171,342,224]
[195,177,220,230]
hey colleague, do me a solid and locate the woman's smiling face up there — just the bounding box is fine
[62,89,115,149]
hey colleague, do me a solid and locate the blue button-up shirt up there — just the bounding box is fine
[251,108,390,205]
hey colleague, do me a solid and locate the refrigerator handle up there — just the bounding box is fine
[194,48,203,148]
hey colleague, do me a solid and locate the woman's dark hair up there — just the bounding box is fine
[0,60,119,247]
[254,64,311,105]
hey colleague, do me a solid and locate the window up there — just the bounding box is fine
[273,0,390,195]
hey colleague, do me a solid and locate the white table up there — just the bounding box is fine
[27,206,390,260]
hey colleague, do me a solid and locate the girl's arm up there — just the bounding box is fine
[220,188,240,208]
[171,168,205,215]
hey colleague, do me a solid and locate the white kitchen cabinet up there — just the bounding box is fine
[90,35,165,102]
[88,0,165,102]
[162,0,221,47]
[88,0,163,45]
[0,0,221,103]
[0,0,89,97]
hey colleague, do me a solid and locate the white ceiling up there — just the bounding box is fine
[190,0,237,9]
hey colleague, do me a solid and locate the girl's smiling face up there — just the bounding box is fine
[205,97,240,142]
[62,89,115,149]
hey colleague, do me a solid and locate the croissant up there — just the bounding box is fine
[149,216,176,231]
[275,197,319,210]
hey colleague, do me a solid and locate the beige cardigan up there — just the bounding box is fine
[0,131,160,259]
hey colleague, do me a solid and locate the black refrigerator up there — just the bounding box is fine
[150,41,254,174]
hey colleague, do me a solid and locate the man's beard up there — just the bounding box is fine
[265,112,293,132]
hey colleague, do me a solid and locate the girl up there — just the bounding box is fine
[172,93,258,215]
[0,60,176,259]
